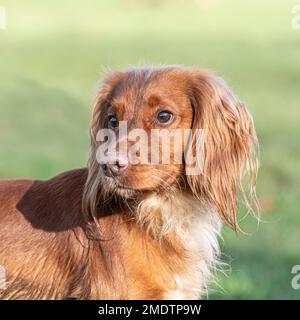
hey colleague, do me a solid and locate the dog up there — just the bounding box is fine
[0,66,258,300]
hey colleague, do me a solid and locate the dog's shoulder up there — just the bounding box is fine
[0,168,87,203]
[43,168,88,198]
[0,168,88,229]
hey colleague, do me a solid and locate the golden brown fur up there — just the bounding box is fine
[0,66,258,299]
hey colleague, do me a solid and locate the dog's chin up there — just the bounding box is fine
[103,173,180,199]
[114,187,140,199]
[103,176,145,199]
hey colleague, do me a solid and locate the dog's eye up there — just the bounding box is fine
[156,110,173,124]
[108,115,118,128]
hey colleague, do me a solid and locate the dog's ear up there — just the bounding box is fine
[186,69,259,230]
[90,71,125,143]
[83,71,125,233]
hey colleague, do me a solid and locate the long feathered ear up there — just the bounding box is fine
[186,69,259,230]
[82,71,125,234]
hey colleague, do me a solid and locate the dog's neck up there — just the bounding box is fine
[131,191,218,240]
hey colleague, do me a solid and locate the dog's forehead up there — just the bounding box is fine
[108,67,189,109]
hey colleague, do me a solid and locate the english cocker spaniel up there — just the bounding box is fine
[0,66,258,299]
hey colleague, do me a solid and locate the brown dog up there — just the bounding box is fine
[0,66,258,300]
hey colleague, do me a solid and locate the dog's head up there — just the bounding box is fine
[84,66,258,229]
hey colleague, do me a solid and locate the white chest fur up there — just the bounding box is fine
[166,211,221,299]
[136,192,221,299]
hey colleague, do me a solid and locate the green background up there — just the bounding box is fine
[0,0,299,299]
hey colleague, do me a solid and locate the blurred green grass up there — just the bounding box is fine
[0,0,299,299]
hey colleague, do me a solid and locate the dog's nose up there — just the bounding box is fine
[102,160,128,177]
